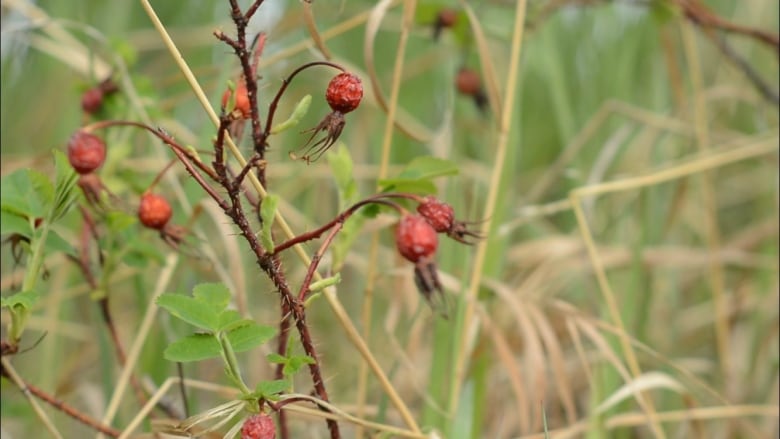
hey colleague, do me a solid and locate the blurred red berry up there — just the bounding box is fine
[326,72,363,114]
[138,193,173,230]
[81,88,104,114]
[241,414,276,439]
[417,196,455,233]
[395,214,438,263]
[221,79,251,119]
[67,131,106,174]
[433,8,458,41]
[455,67,488,112]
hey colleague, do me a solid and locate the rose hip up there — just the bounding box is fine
[325,72,363,114]
[240,414,276,439]
[417,196,455,233]
[138,193,173,230]
[67,131,106,174]
[395,214,438,263]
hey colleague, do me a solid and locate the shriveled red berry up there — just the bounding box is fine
[241,414,276,439]
[138,193,173,230]
[67,131,106,174]
[222,80,251,119]
[437,8,458,28]
[395,214,438,263]
[417,196,455,233]
[325,72,363,114]
[81,88,104,113]
[455,67,482,96]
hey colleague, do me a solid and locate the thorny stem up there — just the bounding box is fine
[273,196,407,255]
[0,366,121,437]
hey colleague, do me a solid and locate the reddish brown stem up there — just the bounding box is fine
[0,368,121,437]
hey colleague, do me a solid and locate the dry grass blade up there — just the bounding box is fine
[594,372,686,415]
[302,1,332,59]
[526,304,578,424]
[362,0,432,142]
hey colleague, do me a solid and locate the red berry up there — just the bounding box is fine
[67,131,106,174]
[437,8,458,28]
[241,414,276,439]
[395,214,438,263]
[325,72,363,114]
[221,80,251,119]
[416,196,454,233]
[81,88,104,113]
[138,193,173,230]
[455,67,482,97]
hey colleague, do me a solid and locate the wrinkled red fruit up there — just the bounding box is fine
[138,193,173,230]
[241,414,276,439]
[67,131,106,174]
[326,72,363,114]
[455,67,482,96]
[417,196,455,233]
[395,214,438,263]
[81,88,104,113]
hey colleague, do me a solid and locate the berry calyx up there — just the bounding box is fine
[67,131,107,174]
[395,214,438,263]
[241,413,276,439]
[325,72,363,114]
[138,193,173,230]
[416,196,455,233]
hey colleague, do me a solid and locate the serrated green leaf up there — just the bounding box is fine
[156,293,220,331]
[105,211,137,233]
[192,283,231,310]
[284,354,315,375]
[395,156,459,180]
[218,310,252,332]
[50,151,78,223]
[123,239,165,267]
[0,211,32,238]
[259,194,279,253]
[379,178,437,194]
[29,170,54,208]
[255,379,290,397]
[163,333,221,362]
[44,230,76,257]
[1,290,40,310]
[1,169,46,219]
[266,353,287,364]
[226,322,277,353]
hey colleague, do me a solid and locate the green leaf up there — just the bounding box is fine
[123,239,165,267]
[192,283,231,310]
[163,333,221,362]
[105,211,137,233]
[378,156,458,193]
[394,156,459,180]
[43,230,76,257]
[270,94,311,134]
[50,150,78,223]
[218,310,252,332]
[29,170,54,209]
[226,322,277,353]
[1,169,46,219]
[0,211,32,238]
[378,178,437,194]
[283,355,315,376]
[308,273,341,293]
[1,290,40,310]
[156,293,220,331]
[255,379,290,398]
[266,353,287,364]
[259,194,279,253]
[326,144,357,204]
